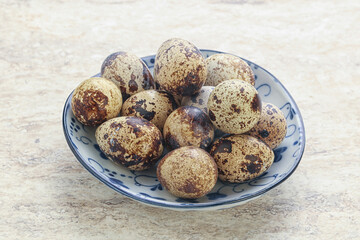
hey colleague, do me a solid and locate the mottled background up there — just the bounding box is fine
[1,0,359,239]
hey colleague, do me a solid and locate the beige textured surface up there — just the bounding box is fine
[1,0,359,239]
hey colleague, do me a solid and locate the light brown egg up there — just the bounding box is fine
[210,135,274,183]
[205,53,255,86]
[121,90,178,131]
[95,116,163,171]
[157,146,218,199]
[207,80,261,134]
[163,106,214,150]
[154,38,206,96]
[247,103,287,149]
[181,86,215,113]
[71,77,122,127]
[101,51,155,100]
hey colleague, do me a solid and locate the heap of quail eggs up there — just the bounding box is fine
[71,38,287,199]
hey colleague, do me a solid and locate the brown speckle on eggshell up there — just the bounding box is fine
[247,102,287,149]
[121,90,178,131]
[71,77,122,126]
[154,38,206,96]
[207,80,261,134]
[157,146,218,199]
[163,106,214,150]
[95,116,163,170]
[101,51,155,100]
[210,135,274,183]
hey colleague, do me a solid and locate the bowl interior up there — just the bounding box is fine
[63,49,305,210]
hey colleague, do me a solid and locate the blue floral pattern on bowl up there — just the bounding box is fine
[62,49,306,211]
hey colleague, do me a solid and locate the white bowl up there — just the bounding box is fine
[62,49,306,211]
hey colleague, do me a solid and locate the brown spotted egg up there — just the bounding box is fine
[247,102,287,149]
[205,53,255,86]
[95,116,163,171]
[101,51,155,100]
[121,90,178,131]
[154,38,207,96]
[163,106,214,150]
[71,77,122,127]
[207,80,261,134]
[210,135,274,183]
[181,86,215,113]
[157,146,218,199]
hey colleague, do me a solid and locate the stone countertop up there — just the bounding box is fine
[1,0,359,239]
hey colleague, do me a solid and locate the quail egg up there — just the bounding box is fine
[210,134,274,183]
[101,51,155,100]
[207,80,261,134]
[71,77,122,127]
[95,116,163,170]
[163,106,214,150]
[154,38,207,96]
[181,86,215,113]
[157,146,218,199]
[121,90,178,131]
[247,102,287,149]
[205,53,255,86]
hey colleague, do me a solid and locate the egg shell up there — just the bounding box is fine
[95,116,163,170]
[210,134,274,183]
[181,86,225,138]
[101,51,155,100]
[156,85,183,106]
[171,93,183,107]
[181,86,215,113]
[247,102,287,149]
[157,146,218,199]
[71,77,122,127]
[163,106,214,150]
[154,38,206,96]
[121,90,178,131]
[205,53,255,86]
[207,80,261,134]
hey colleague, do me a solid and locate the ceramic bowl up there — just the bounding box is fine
[62,49,305,211]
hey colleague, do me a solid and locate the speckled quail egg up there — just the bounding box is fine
[95,116,163,171]
[121,90,178,131]
[210,134,274,183]
[101,51,155,100]
[207,80,261,134]
[247,102,287,149]
[181,86,215,113]
[163,106,214,150]
[71,77,122,127]
[154,38,207,96]
[157,146,218,199]
[205,53,255,86]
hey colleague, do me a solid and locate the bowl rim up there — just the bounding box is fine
[62,49,306,209]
